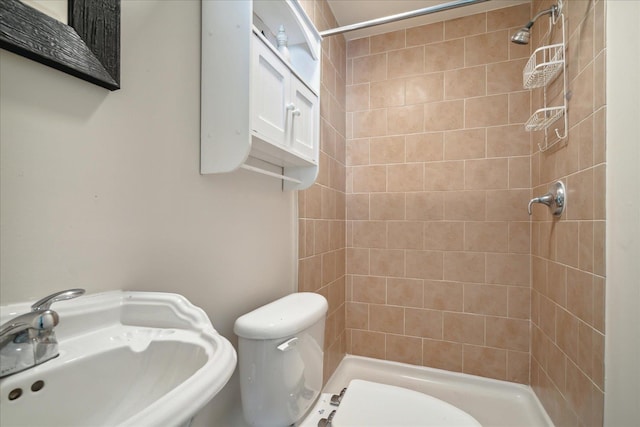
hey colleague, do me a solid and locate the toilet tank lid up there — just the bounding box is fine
[234,292,328,339]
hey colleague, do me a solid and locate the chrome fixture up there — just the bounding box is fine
[318,409,337,427]
[0,288,85,378]
[30,288,86,311]
[318,387,346,426]
[330,388,347,406]
[320,0,490,37]
[511,4,559,45]
[528,181,565,216]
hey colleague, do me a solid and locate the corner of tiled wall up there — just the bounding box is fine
[297,0,347,384]
[529,0,606,425]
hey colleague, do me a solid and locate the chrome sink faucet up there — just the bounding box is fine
[0,289,85,378]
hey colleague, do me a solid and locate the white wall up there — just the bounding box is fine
[605,0,640,424]
[0,1,296,423]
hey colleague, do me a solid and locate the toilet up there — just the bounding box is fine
[234,293,481,427]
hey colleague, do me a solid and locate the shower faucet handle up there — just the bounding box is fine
[528,181,565,216]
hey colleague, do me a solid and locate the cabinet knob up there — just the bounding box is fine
[286,103,300,117]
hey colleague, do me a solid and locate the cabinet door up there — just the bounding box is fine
[289,78,318,163]
[251,37,290,147]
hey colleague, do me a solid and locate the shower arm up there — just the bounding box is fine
[526,4,559,30]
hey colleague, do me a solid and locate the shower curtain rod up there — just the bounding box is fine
[319,0,491,37]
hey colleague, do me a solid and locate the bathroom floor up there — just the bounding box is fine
[303,355,554,427]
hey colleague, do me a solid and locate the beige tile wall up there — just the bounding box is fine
[297,0,347,384]
[299,3,606,420]
[344,3,534,384]
[529,0,606,425]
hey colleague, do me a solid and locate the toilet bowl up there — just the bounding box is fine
[300,379,481,426]
[234,293,480,427]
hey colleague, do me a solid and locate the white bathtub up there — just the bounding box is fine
[317,355,553,427]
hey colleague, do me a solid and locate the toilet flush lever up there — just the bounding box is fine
[528,181,565,216]
[276,336,299,352]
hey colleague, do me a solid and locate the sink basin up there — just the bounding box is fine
[0,291,237,427]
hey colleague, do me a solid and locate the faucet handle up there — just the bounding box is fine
[31,288,85,312]
[528,181,565,217]
[527,198,539,215]
[0,309,59,338]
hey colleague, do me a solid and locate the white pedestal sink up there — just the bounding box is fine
[0,291,236,427]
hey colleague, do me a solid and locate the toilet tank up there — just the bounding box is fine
[234,293,328,427]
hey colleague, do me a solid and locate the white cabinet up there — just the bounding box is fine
[201,0,321,190]
[251,34,318,164]
[290,77,317,161]
[252,35,290,148]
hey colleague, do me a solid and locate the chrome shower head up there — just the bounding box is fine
[510,4,558,45]
[511,26,531,45]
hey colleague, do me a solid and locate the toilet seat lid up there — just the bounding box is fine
[332,380,481,426]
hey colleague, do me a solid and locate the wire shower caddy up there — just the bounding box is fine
[523,2,568,152]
